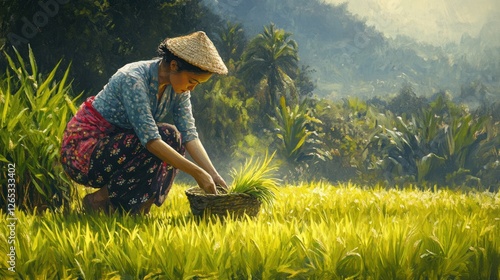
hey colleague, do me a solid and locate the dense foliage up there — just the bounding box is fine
[0,0,223,94]
[364,88,500,189]
[0,0,498,212]
[0,47,78,211]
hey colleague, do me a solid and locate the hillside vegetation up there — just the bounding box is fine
[204,0,500,102]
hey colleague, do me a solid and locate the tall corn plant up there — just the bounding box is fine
[0,47,79,211]
[271,96,328,182]
[272,96,324,163]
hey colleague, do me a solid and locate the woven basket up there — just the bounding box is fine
[185,186,261,218]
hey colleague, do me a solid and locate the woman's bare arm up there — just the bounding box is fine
[184,138,228,189]
[146,138,217,193]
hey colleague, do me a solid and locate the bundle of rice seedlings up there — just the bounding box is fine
[228,151,280,206]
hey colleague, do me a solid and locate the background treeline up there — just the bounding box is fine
[0,0,223,94]
[203,0,500,105]
[0,0,499,211]
[2,0,499,104]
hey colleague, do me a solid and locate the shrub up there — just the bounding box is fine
[0,47,79,211]
[386,84,428,118]
[309,97,375,183]
[365,93,500,189]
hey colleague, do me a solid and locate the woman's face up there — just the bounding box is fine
[169,61,212,93]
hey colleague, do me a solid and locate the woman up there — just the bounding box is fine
[61,31,228,214]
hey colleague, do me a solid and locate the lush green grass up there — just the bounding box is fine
[1,183,499,279]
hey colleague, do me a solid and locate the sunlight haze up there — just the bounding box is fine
[324,0,500,45]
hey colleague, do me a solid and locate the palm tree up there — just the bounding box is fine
[239,24,299,110]
[214,21,246,63]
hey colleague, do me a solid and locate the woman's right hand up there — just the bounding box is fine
[193,169,217,194]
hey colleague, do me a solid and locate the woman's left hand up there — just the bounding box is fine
[212,173,228,190]
[184,139,228,190]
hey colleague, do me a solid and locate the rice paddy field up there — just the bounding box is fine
[1,182,499,279]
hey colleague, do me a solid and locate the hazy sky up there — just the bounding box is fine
[324,0,500,45]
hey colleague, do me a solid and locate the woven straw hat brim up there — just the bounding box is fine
[166,31,228,75]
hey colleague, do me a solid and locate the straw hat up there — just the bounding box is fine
[166,31,228,75]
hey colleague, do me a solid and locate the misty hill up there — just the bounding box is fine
[204,0,500,104]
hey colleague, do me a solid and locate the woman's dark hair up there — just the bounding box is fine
[157,39,208,74]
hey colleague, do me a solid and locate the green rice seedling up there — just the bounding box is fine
[1,183,499,279]
[228,151,280,206]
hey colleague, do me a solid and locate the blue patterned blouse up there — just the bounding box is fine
[92,59,198,146]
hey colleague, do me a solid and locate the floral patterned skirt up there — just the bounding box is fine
[61,96,185,213]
